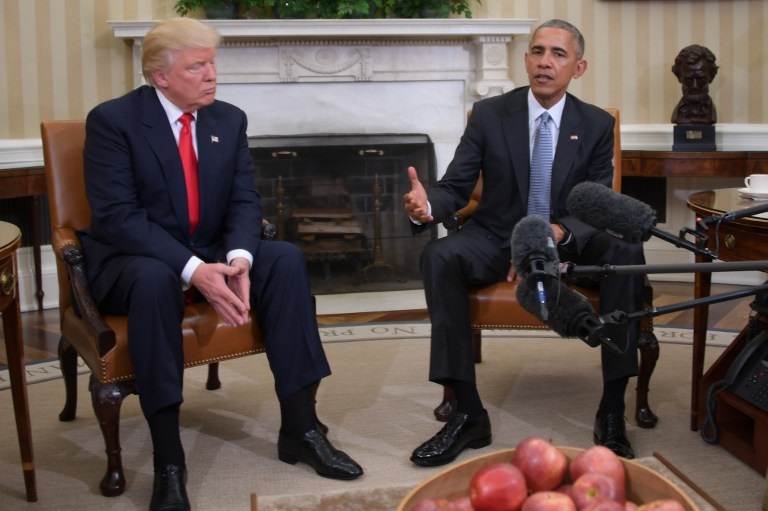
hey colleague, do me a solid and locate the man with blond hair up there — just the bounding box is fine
[82,17,363,511]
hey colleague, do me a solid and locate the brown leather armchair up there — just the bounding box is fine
[435,109,660,429]
[41,120,276,497]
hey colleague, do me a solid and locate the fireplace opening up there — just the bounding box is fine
[250,134,437,295]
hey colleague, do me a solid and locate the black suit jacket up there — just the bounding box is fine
[81,85,262,295]
[422,86,615,251]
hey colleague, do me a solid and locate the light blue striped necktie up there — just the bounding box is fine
[528,111,553,218]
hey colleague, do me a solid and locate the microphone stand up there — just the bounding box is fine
[562,260,768,279]
[651,198,768,259]
[599,282,768,326]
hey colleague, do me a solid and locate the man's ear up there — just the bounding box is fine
[151,69,168,88]
[573,59,588,80]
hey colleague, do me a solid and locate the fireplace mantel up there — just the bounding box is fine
[109,19,534,95]
[109,18,536,177]
[109,18,535,39]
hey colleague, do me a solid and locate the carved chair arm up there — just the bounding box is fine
[261,218,277,241]
[52,228,117,357]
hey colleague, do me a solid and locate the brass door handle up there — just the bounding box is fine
[1,267,15,295]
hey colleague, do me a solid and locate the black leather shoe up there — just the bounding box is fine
[594,412,635,459]
[149,464,190,511]
[411,412,492,467]
[278,427,363,480]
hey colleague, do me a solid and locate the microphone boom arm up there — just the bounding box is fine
[563,260,768,279]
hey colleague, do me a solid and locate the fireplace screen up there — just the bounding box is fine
[250,134,437,295]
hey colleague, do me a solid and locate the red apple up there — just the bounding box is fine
[511,436,569,491]
[569,446,626,502]
[411,498,451,510]
[469,462,528,511]
[521,491,577,511]
[635,499,685,511]
[448,496,474,510]
[571,472,623,508]
[581,500,626,511]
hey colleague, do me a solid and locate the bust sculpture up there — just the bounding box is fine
[671,44,719,125]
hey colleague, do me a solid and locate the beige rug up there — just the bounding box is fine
[0,329,763,510]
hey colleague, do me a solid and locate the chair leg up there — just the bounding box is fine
[89,375,137,497]
[635,329,660,429]
[434,386,456,422]
[58,336,79,422]
[206,362,221,390]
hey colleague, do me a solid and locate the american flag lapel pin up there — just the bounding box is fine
[211,135,219,143]
[570,134,579,140]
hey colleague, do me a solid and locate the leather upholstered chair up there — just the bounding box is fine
[435,109,660,430]
[41,120,275,497]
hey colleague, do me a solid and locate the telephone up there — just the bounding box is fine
[724,329,768,412]
[701,329,768,443]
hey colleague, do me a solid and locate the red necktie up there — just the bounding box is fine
[178,113,199,233]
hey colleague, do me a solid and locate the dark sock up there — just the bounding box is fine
[598,376,629,416]
[279,382,317,438]
[147,405,185,470]
[452,380,485,419]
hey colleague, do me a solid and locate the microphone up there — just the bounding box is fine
[516,277,628,353]
[511,216,560,320]
[566,182,657,243]
[566,182,714,257]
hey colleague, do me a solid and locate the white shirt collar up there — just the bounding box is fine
[155,88,197,126]
[527,89,565,130]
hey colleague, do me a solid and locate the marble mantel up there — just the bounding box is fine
[109,19,535,92]
[109,19,536,175]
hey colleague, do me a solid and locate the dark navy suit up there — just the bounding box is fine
[82,85,330,417]
[416,86,644,386]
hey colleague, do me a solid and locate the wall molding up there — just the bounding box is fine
[3,124,767,170]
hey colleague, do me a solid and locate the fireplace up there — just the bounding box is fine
[250,133,436,294]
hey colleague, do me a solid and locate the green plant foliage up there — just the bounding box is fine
[174,0,476,19]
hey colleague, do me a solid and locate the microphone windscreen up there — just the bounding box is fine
[566,181,657,243]
[510,215,559,276]
[515,277,595,338]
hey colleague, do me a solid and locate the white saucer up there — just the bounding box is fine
[737,188,768,200]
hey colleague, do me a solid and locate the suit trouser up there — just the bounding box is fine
[420,224,644,387]
[92,241,330,418]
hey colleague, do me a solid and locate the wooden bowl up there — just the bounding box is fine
[398,446,700,511]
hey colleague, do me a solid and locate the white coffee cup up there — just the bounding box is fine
[745,174,768,193]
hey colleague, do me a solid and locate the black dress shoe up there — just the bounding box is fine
[411,412,492,467]
[150,464,190,511]
[278,427,363,480]
[594,412,635,459]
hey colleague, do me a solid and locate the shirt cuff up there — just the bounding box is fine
[227,249,253,269]
[181,255,205,287]
[409,201,432,225]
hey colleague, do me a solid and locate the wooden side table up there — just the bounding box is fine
[0,221,37,501]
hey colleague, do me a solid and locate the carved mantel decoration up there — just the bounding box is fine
[109,19,535,175]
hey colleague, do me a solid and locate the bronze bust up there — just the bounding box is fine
[671,44,719,125]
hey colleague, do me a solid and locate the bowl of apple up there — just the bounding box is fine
[398,436,700,511]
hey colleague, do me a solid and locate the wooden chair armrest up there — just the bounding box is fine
[261,218,277,241]
[442,176,483,233]
[58,242,117,357]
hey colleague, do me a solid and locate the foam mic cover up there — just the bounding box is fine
[516,277,606,348]
[510,215,559,277]
[566,181,657,243]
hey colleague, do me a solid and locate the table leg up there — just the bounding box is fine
[691,255,712,431]
[3,292,37,501]
[30,196,43,310]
